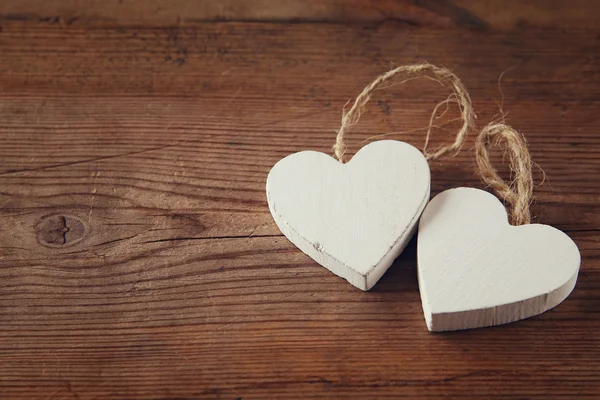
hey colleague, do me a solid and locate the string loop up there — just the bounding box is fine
[475,123,533,225]
[333,62,475,162]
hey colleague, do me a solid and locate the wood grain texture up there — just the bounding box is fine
[0,6,599,399]
[1,0,600,29]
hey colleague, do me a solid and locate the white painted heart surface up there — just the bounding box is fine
[418,187,580,332]
[267,140,430,291]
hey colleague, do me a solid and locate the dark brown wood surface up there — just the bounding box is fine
[1,1,599,398]
[2,0,600,28]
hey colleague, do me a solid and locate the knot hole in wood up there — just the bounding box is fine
[36,214,88,248]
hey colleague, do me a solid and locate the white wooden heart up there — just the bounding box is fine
[418,187,580,332]
[267,140,430,291]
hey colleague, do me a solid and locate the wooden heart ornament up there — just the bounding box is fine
[267,140,430,290]
[418,187,580,332]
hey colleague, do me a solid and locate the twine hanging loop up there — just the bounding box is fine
[333,62,475,162]
[475,123,534,225]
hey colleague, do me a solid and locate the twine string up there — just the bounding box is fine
[475,122,534,225]
[333,63,533,225]
[333,62,475,162]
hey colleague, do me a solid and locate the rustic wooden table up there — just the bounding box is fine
[1,1,599,398]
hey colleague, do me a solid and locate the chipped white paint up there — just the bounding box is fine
[418,187,580,332]
[267,140,430,290]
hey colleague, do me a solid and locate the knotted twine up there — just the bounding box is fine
[475,123,534,226]
[333,62,475,162]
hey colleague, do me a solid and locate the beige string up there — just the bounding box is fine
[475,122,533,225]
[333,62,475,162]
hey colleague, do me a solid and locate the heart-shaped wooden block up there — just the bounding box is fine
[418,187,580,332]
[267,140,430,290]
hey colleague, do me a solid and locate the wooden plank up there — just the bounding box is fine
[0,19,599,399]
[1,0,600,29]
